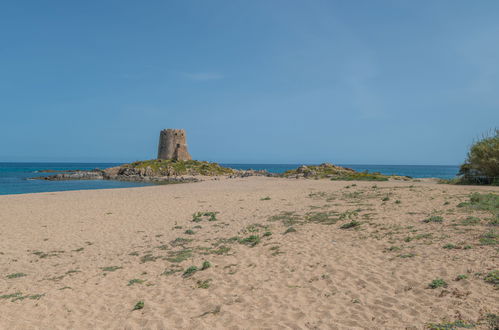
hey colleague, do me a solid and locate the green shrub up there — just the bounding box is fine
[428,278,448,289]
[458,129,499,185]
[484,270,499,286]
[340,220,361,229]
[201,261,211,270]
[239,235,261,246]
[182,266,198,278]
[132,301,144,310]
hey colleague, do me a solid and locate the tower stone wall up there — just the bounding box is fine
[157,129,192,161]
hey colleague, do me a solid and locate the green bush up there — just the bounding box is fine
[458,129,499,185]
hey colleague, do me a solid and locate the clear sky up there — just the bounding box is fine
[1,0,498,164]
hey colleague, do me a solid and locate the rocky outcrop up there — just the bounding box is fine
[33,160,275,184]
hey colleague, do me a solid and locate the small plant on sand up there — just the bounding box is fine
[339,210,359,220]
[423,216,444,223]
[382,196,390,202]
[398,253,416,258]
[426,320,475,329]
[268,211,302,226]
[306,211,341,225]
[479,230,498,245]
[184,229,195,235]
[455,274,468,281]
[340,220,361,229]
[196,279,211,289]
[166,249,193,263]
[443,244,458,249]
[385,246,402,252]
[127,279,145,286]
[6,273,27,279]
[484,270,499,286]
[0,292,22,300]
[428,278,448,289]
[201,261,211,270]
[170,237,193,247]
[485,314,499,329]
[239,235,261,247]
[192,212,218,222]
[263,231,272,237]
[284,227,297,234]
[132,301,144,311]
[182,266,198,278]
[260,196,271,200]
[460,216,481,226]
[101,266,122,272]
[395,200,401,204]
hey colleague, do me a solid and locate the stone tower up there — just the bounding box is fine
[157,129,192,161]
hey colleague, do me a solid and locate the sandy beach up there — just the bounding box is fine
[0,177,497,329]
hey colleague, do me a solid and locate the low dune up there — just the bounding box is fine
[0,177,497,329]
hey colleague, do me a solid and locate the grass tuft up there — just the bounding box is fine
[428,278,448,289]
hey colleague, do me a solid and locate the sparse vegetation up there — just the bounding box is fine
[132,301,144,311]
[182,266,198,278]
[340,220,361,229]
[170,237,193,247]
[479,230,498,245]
[423,215,444,223]
[101,266,122,272]
[428,278,448,289]
[282,163,391,181]
[127,279,145,286]
[460,216,481,226]
[239,235,261,247]
[6,273,27,279]
[201,261,211,270]
[485,314,499,329]
[268,211,301,226]
[196,279,211,289]
[140,253,161,263]
[284,227,297,234]
[166,249,193,263]
[426,320,475,329]
[192,212,218,222]
[127,159,235,176]
[484,270,499,286]
[398,253,416,258]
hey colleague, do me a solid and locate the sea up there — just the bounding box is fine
[0,162,460,196]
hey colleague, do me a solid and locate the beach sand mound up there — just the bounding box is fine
[0,177,497,329]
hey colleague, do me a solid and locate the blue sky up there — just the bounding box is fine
[1,0,498,164]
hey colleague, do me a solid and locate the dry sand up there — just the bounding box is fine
[0,177,497,329]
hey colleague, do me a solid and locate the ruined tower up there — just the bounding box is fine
[157,129,192,161]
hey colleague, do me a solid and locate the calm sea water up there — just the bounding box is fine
[0,162,459,196]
